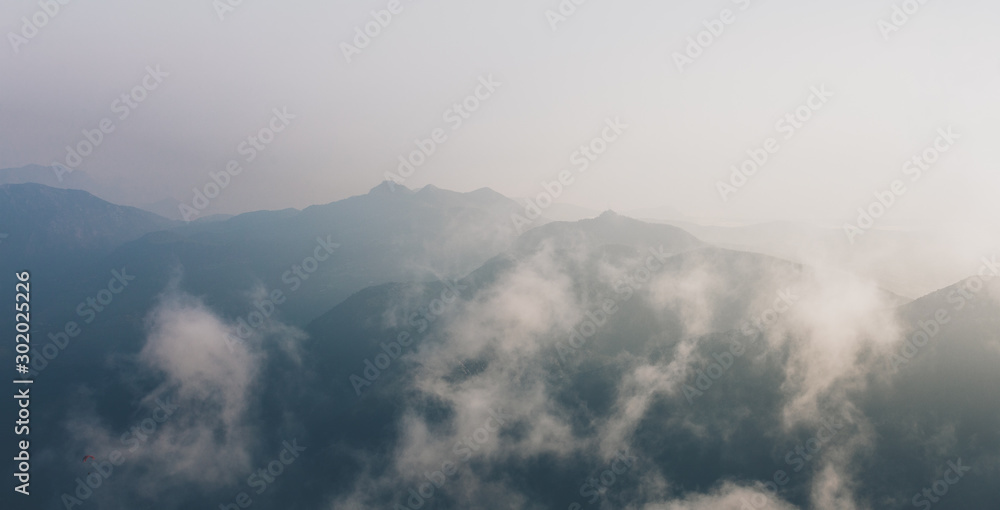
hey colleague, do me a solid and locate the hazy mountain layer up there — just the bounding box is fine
[3,185,996,510]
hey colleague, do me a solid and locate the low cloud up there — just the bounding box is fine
[65,283,306,503]
[639,482,800,510]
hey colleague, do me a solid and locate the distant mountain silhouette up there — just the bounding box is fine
[0,183,174,269]
[5,182,997,510]
[0,164,132,203]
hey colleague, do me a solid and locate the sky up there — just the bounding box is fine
[2,0,999,224]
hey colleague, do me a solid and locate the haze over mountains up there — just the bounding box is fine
[1,180,997,510]
[0,165,133,210]
[4,164,995,299]
[6,0,1000,507]
[0,183,175,270]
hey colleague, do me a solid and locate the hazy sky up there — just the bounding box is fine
[2,0,999,223]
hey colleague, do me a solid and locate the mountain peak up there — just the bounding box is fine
[368,180,412,195]
[467,187,509,203]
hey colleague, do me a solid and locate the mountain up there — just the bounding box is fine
[1,182,539,381]
[522,200,600,222]
[514,210,702,256]
[626,204,687,221]
[0,164,102,191]
[0,164,133,203]
[8,184,998,510]
[138,197,186,220]
[3,182,541,510]
[855,273,1000,508]
[653,219,999,299]
[280,216,993,510]
[81,182,537,327]
[0,183,175,269]
[0,164,184,218]
[278,216,822,508]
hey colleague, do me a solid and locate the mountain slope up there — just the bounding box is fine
[0,183,175,269]
[87,183,536,326]
[285,219,997,510]
[14,187,999,509]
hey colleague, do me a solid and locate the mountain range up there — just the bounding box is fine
[1,180,997,510]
